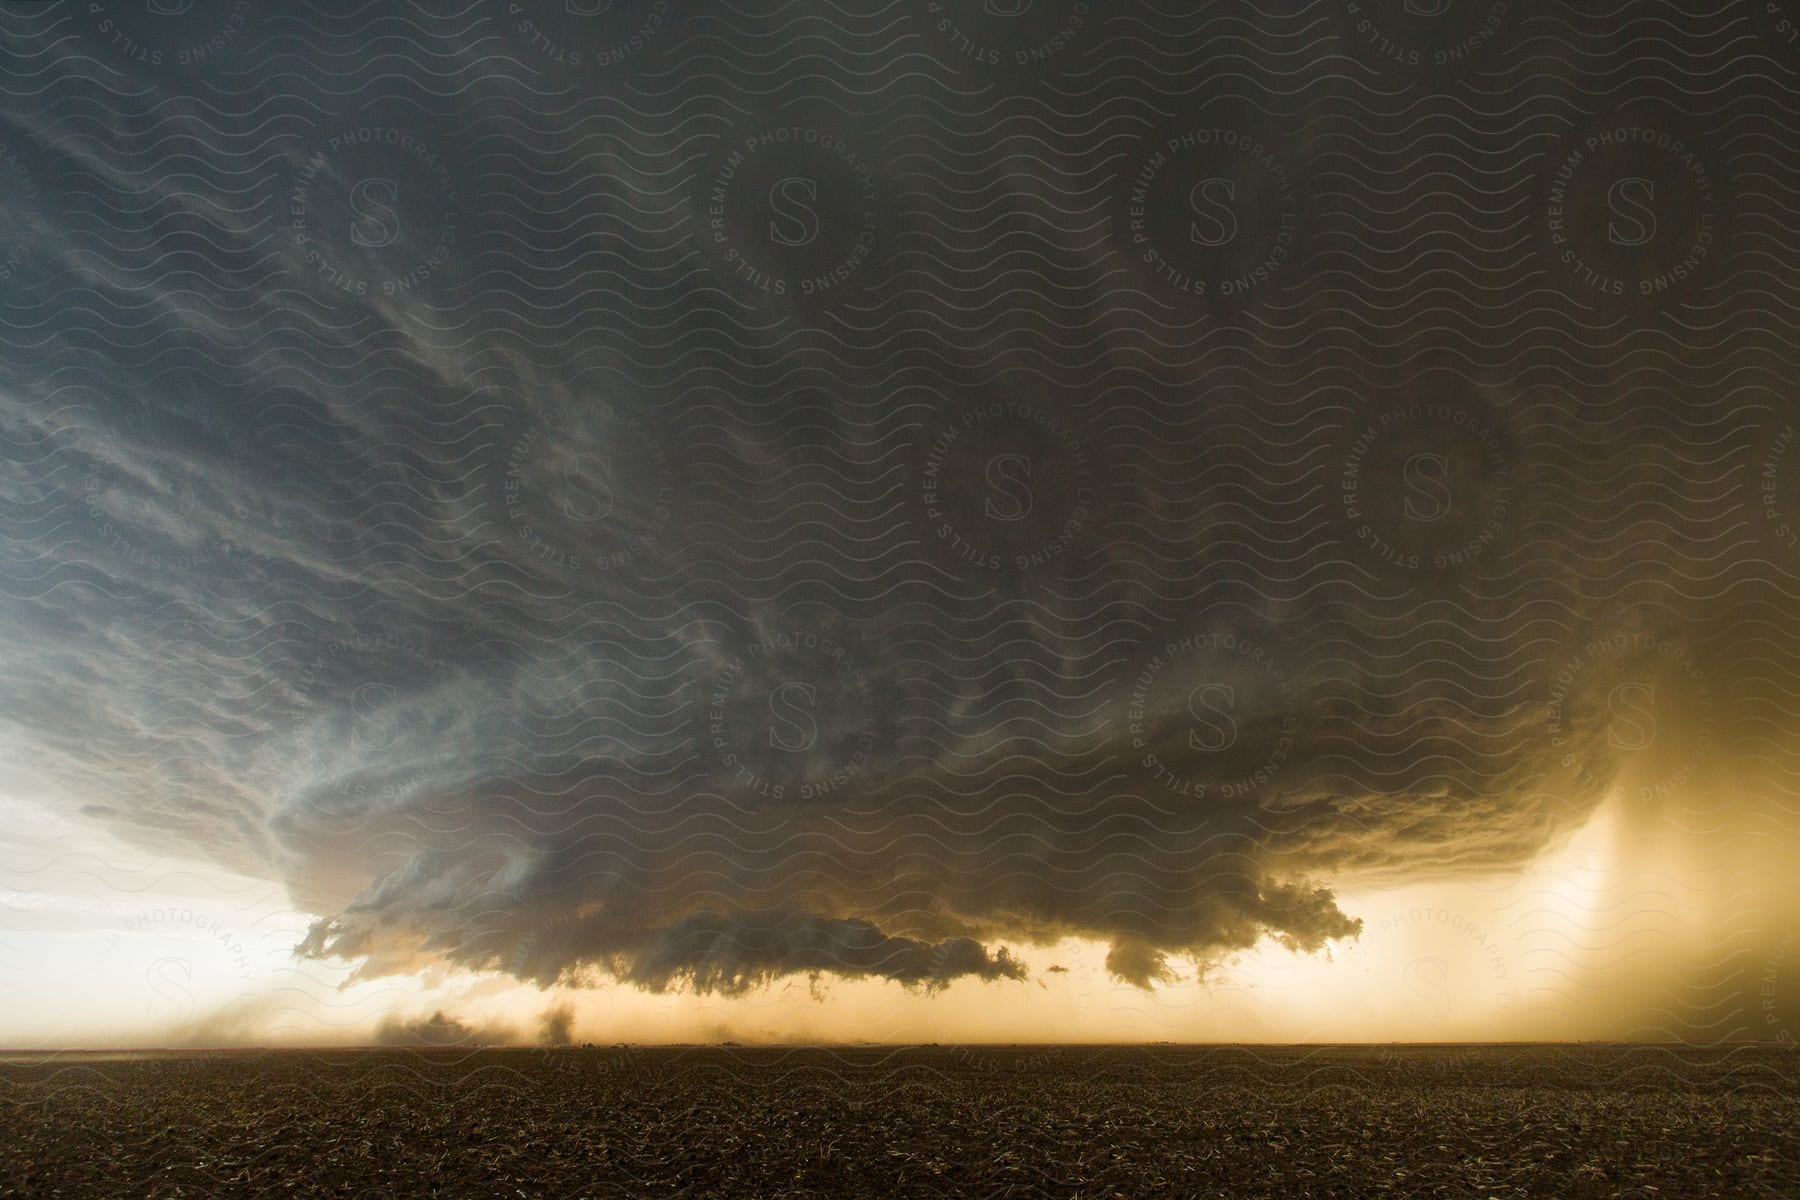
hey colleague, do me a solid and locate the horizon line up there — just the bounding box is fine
[4,1039,1792,1054]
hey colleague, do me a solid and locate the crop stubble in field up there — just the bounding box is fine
[0,1045,1795,1198]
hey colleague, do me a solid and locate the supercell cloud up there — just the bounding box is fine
[0,0,1796,1032]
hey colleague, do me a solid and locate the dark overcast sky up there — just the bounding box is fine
[2,0,1799,1042]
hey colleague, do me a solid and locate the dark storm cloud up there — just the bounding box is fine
[0,0,1795,1032]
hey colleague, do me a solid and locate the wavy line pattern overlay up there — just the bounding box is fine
[1,1,1799,1194]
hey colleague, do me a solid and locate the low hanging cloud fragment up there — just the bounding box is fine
[374,1010,516,1048]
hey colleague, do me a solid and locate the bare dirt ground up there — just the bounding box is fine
[1,1044,1795,1198]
